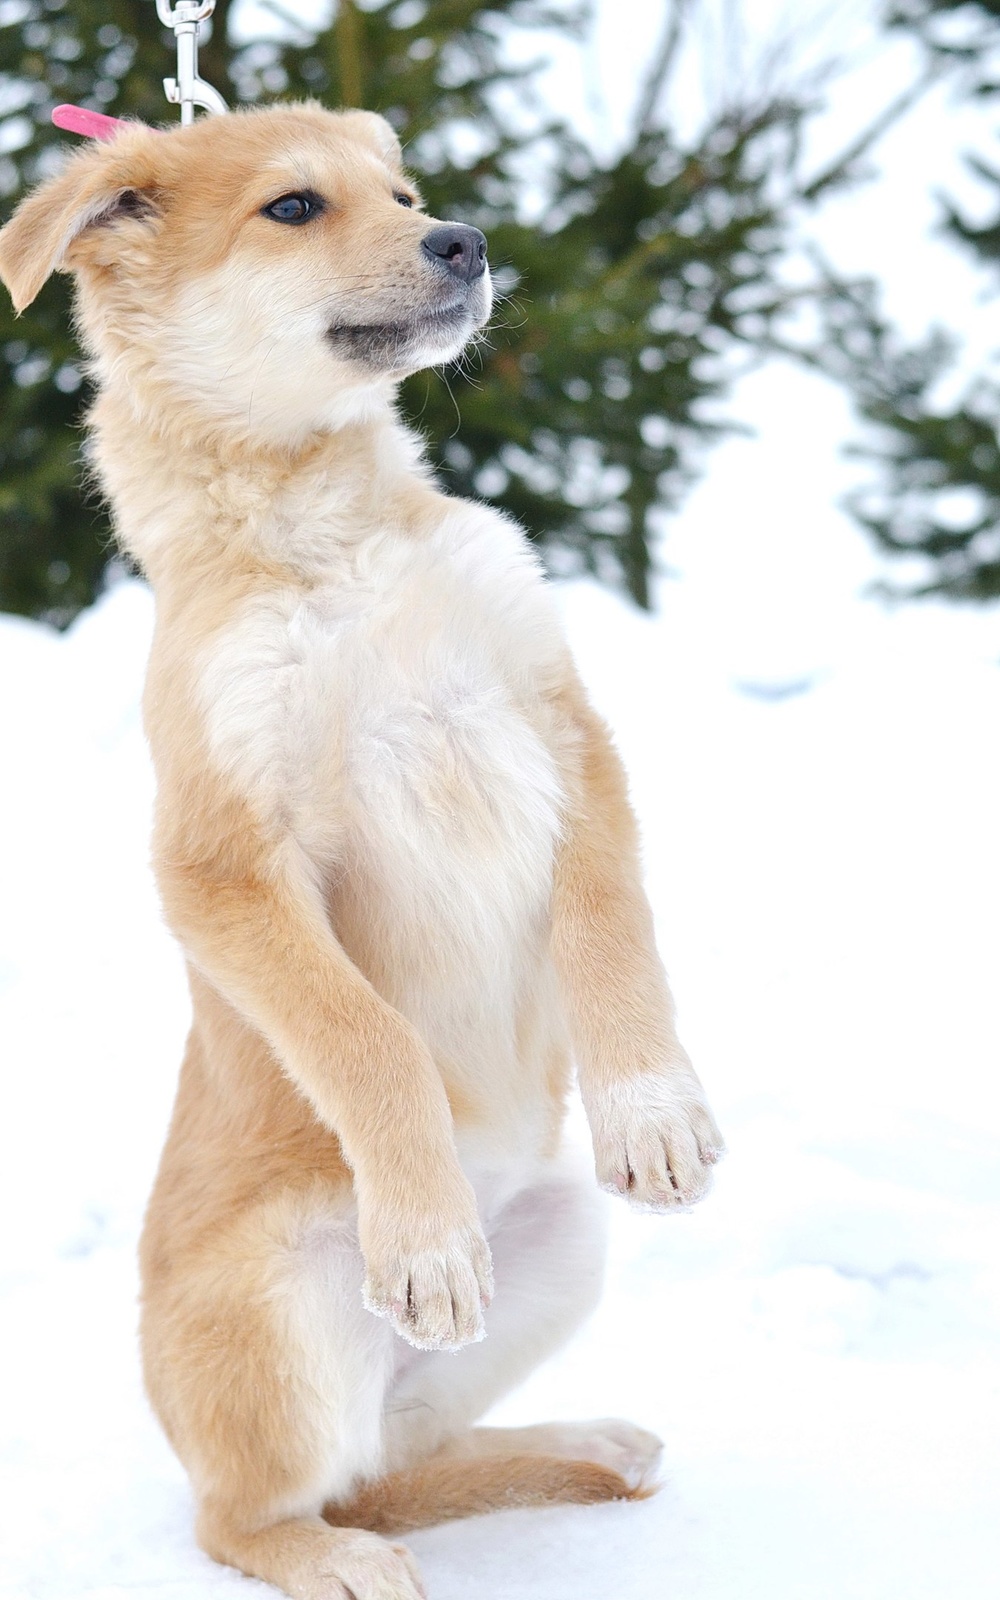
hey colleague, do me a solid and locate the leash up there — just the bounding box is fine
[52,0,228,141]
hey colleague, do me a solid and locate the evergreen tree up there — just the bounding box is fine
[7,0,993,623]
[0,0,840,624]
[818,0,1000,601]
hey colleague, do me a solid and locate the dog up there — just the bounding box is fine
[0,102,724,1600]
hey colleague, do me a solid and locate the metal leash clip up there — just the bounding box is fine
[155,0,229,124]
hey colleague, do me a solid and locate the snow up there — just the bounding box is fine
[1,537,999,1598]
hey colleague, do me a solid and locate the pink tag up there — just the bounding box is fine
[51,105,131,142]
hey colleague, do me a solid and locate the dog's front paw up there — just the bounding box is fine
[586,1062,725,1211]
[361,1213,494,1352]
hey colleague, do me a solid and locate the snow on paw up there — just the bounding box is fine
[362,1223,493,1351]
[315,1529,426,1599]
[586,1064,725,1212]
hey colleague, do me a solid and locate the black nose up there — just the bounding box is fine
[421,224,488,284]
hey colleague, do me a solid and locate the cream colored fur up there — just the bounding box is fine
[0,102,724,1600]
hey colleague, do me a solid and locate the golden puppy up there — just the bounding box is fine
[0,103,724,1600]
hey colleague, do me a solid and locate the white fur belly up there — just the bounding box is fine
[342,645,562,955]
[336,647,563,1092]
[198,544,566,1091]
[332,586,565,1082]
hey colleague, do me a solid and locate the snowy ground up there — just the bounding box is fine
[2,489,999,1597]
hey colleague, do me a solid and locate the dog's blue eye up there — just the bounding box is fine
[395,193,414,208]
[263,193,319,225]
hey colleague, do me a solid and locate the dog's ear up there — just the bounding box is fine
[0,132,162,312]
[338,110,404,171]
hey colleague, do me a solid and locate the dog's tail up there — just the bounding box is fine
[323,1452,649,1536]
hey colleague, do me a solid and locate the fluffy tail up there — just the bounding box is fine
[323,1452,650,1536]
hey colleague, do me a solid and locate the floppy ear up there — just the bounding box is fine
[0,132,161,313]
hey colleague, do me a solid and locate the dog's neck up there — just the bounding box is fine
[89,378,439,595]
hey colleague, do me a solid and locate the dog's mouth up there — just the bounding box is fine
[326,292,486,372]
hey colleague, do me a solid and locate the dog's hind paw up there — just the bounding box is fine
[536,1417,664,1491]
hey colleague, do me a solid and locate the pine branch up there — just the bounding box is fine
[633,0,689,137]
[798,59,943,202]
[254,0,316,41]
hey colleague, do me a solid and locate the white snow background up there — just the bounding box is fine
[3,3,1000,1596]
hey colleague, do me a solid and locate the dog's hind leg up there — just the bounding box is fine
[382,1162,609,1460]
[325,1157,660,1535]
[198,1517,427,1600]
[143,1198,426,1600]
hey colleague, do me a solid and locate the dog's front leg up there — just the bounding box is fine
[156,814,492,1350]
[549,677,725,1209]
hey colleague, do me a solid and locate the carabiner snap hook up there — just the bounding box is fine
[155,0,228,124]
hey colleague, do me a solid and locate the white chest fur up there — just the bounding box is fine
[197,503,568,1087]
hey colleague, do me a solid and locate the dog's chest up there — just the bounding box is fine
[199,516,566,926]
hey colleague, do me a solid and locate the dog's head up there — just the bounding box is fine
[0,103,492,440]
